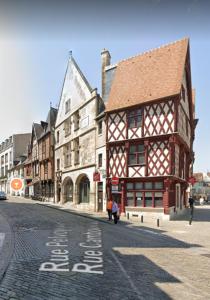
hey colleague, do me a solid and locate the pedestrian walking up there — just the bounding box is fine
[199,196,204,206]
[107,198,113,221]
[189,196,194,209]
[112,200,119,224]
[188,196,194,222]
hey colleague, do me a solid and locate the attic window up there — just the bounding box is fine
[65,99,71,114]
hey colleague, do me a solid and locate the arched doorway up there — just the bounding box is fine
[63,177,74,203]
[77,175,90,204]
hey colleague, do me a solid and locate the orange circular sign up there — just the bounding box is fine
[11,178,23,191]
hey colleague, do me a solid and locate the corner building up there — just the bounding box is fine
[105,38,196,219]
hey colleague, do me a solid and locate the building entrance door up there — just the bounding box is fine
[97,182,103,212]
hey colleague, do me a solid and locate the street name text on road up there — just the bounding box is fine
[72,222,104,275]
[39,226,70,272]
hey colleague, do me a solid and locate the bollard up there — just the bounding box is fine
[189,216,192,225]
[140,215,144,223]
[127,212,129,220]
[157,218,160,227]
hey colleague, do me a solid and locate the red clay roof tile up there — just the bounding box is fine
[106,38,189,112]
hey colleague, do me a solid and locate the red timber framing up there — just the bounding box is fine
[106,93,193,214]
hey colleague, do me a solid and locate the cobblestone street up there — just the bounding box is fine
[0,197,210,299]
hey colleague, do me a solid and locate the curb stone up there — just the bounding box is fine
[36,202,114,225]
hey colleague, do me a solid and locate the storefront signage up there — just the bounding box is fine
[93,172,100,182]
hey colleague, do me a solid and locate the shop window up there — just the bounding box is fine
[145,192,152,206]
[135,182,143,189]
[128,109,142,128]
[136,192,143,206]
[126,183,134,190]
[145,182,153,189]
[154,182,163,189]
[129,144,145,165]
[154,192,163,207]
[126,192,134,206]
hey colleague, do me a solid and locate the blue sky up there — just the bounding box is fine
[0,0,209,172]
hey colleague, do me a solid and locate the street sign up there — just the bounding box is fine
[111,176,119,185]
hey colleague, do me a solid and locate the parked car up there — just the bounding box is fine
[0,191,7,200]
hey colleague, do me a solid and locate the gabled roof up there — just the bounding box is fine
[106,38,189,112]
[55,53,93,127]
[33,123,44,140]
[42,107,58,137]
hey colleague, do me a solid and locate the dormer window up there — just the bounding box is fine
[65,99,71,114]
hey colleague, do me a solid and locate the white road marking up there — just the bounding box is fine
[0,233,5,248]
[110,251,144,300]
[135,228,161,235]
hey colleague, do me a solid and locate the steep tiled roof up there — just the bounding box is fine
[33,123,44,140]
[45,107,58,135]
[106,38,189,112]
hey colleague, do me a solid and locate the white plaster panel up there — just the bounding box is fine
[144,100,175,137]
[128,166,145,177]
[108,112,126,142]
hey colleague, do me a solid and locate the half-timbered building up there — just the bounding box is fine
[105,38,196,218]
[38,107,57,201]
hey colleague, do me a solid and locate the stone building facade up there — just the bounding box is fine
[54,53,105,211]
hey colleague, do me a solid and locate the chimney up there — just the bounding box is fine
[101,49,111,99]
